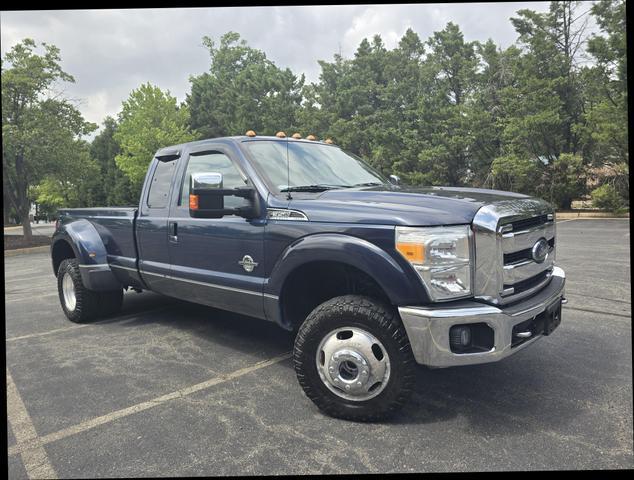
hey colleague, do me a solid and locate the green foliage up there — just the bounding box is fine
[33,140,100,211]
[90,117,137,206]
[5,2,627,218]
[491,155,541,195]
[2,38,96,237]
[537,153,586,210]
[114,83,195,190]
[591,184,627,213]
[188,32,304,138]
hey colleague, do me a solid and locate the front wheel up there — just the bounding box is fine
[293,295,416,421]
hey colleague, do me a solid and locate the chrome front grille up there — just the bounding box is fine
[472,198,556,305]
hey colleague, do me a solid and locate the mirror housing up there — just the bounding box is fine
[389,174,401,186]
[189,172,259,219]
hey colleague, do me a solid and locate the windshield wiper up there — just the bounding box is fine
[350,182,384,187]
[280,184,349,192]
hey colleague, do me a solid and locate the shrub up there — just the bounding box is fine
[591,184,627,213]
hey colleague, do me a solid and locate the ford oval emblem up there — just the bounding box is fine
[531,238,549,263]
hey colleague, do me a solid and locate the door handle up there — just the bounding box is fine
[168,221,178,243]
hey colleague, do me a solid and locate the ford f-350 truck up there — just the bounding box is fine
[51,133,566,421]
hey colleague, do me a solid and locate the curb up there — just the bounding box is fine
[4,246,50,257]
[556,212,629,220]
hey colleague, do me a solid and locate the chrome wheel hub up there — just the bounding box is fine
[316,327,390,401]
[62,272,77,311]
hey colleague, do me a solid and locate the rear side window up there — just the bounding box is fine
[147,159,176,208]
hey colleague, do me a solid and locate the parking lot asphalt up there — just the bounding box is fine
[4,218,633,476]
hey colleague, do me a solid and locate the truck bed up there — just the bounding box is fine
[58,207,139,282]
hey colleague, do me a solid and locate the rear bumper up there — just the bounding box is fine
[398,266,566,367]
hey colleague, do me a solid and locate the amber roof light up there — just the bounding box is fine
[292,133,302,139]
[306,134,317,141]
[325,138,334,144]
[276,131,287,138]
[245,130,256,137]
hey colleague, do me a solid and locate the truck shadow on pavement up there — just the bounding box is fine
[97,292,613,434]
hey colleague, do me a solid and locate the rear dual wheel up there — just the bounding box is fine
[293,295,416,422]
[57,259,123,323]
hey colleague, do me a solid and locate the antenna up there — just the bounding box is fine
[286,136,291,200]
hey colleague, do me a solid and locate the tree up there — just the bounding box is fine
[114,83,195,191]
[2,39,96,239]
[412,22,479,186]
[488,1,594,207]
[577,0,627,166]
[33,139,100,212]
[188,32,304,138]
[90,117,136,206]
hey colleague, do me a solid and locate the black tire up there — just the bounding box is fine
[57,258,102,323]
[293,295,416,421]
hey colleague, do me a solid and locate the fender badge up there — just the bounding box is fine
[238,255,258,273]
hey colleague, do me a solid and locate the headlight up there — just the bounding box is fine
[395,225,472,301]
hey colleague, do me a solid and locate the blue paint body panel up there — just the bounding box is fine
[52,135,525,329]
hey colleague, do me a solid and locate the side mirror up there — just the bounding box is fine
[389,174,401,186]
[189,172,259,219]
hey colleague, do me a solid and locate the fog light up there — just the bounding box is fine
[450,325,472,350]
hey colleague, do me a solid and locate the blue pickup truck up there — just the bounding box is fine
[51,132,566,421]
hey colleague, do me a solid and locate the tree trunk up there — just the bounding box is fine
[13,151,33,241]
[20,206,33,241]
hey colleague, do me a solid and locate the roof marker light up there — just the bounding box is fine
[292,133,302,139]
[306,134,316,141]
[324,138,334,144]
[276,131,287,138]
[245,130,256,137]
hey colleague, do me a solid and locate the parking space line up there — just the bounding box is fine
[5,307,170,342]
[6,368,58,479]
[8,352,292,457]
[5,292,59,304]
[556,219,579,224]
[6,324,92,342]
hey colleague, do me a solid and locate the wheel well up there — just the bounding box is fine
[280,261,391,330]
[52,240,75,276]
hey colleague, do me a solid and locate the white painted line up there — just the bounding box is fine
[6,368,58,479]
[6,324,92,342]
[8,352,292,456]
[556,219,579,224]
[5,307,169,342]
[5,292,59,304]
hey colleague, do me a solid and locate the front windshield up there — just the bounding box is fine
[243,140,388,193]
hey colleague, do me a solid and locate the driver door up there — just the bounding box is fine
[166,145,266,319]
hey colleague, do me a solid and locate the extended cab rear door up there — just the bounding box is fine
[136,152,180,294]
[165,143,266,319]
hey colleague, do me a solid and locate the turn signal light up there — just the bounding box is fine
[189,194,199,210]
[276,131,287,138]
[245,130,256,137]
[396,242,424,264]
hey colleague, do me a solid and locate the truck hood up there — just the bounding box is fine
[287,185,532,226]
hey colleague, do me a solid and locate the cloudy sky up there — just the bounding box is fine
[1,3,597,136]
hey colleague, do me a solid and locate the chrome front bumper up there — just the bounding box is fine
[399,266,566,368]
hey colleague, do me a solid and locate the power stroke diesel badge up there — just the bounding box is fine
[238,255,259,272]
